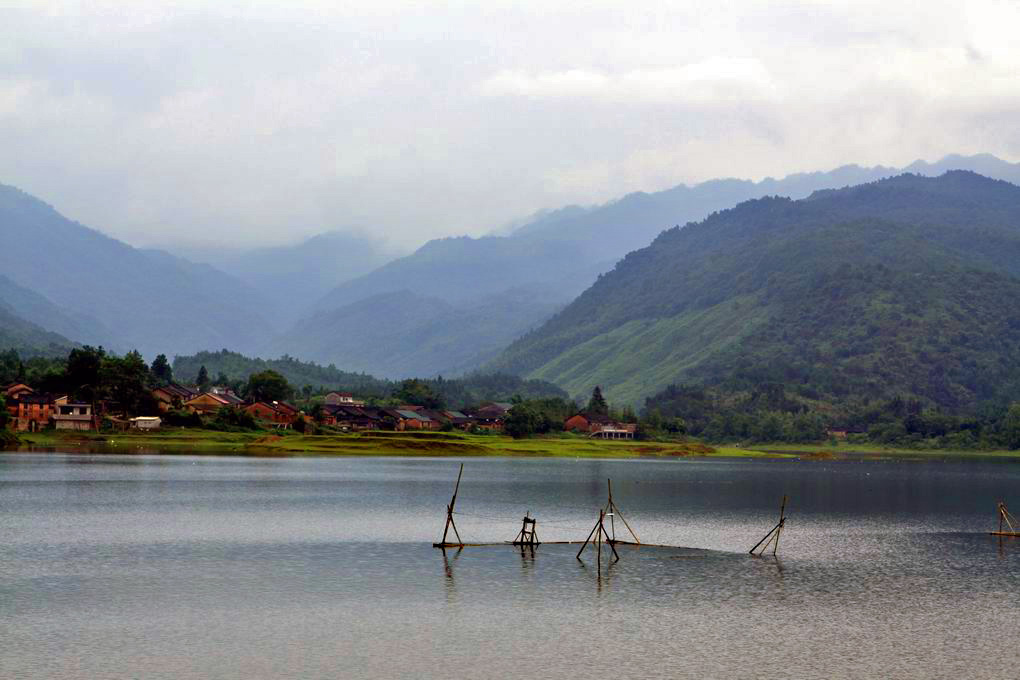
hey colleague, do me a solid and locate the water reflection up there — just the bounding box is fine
[4,453,1020,679]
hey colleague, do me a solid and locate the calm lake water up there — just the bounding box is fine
[2,452,1020,679]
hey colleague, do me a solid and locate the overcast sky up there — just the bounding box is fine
[2,0,1019,251]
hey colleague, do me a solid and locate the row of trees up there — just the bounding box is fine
[643,381,1020,449]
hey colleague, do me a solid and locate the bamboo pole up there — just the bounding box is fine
[440,463,464,547]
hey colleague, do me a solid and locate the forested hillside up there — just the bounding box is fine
[491,172,1020,412]
[289,154,1020,378]
[171,349,568,407]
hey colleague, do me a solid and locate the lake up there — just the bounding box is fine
[2,452,1019,679]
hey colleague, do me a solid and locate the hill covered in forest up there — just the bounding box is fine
[490,171,1020,412]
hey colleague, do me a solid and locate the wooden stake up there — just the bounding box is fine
[750,495,788,556]
[438,463,464,547]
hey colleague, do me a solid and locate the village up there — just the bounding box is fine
[2,380,639,440]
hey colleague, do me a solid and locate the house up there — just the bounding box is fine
[381,408,433,431]
[209,387,244,406]
[418,410,450,431]
[3,383,34,400]
[440,410,476,430]
[322,404,380,431]
[10,393,55,431]
[52,398,95,431]
[183,392,233,416]
[324,392,366,407]
[243,401,295,428]
[151,384,198,412]
[129,416,162,431]
[470,403,511,431]
[564,412,636,439]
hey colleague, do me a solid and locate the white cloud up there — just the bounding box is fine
[0,0,1018,250]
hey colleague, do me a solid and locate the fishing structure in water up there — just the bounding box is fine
[432,464,789,566]
[990,501,1019,537]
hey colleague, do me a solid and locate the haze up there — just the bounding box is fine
[2,0,1018,251]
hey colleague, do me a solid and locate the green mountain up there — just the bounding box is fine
[490,171,1020,411]
[291,154,1020,379]
[0,183,274,358]
[0,301,75,358]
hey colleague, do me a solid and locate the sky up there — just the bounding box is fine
[2,0,1019,251]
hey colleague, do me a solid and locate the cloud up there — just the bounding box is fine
[0,1,1018,252]
[481,59,777,105]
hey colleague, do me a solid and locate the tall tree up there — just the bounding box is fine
[102,350,153,415]
[197,365,210,391]
[586,386,608,416]
[66,345,106,403]
[1005,403,1020,450]
[246,370,293,402]
[150,354,173,386]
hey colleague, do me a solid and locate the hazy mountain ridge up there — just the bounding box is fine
[489,171,1020,409]
[276,288,563,379]
[289,154,1020,379]
[0,183,274,358]
[180,231,399,328]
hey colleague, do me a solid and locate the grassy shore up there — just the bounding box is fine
[8,428,784,458]
[6,428,1018,460]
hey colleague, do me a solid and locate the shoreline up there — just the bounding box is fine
[3,428,1019,461]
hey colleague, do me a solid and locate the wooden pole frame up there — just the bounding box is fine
[990,501,1019,537]
[750,495,787,557]
[577,509,620,575]
[603,478,640,544]
[436,463,464,548]
[512,513,540,546]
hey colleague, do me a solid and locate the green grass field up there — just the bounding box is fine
[7,428,1017,460]
[8,428,785,458]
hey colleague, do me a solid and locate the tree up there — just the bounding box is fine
[0,394,7,428]
[394,378,444,409]
[197,365,210,391]
[1005,403,1020,450]
[102,350,153,416]
[150,354,173,386]
[66,346,106,402]
[215,371,230,386]
[586,386,608,416]
[246,370,293,402]
[504,402,540,439]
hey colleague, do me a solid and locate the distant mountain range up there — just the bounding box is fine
[488,171,1020,411]
[282,153,1020,378]
[3,153,1020,387]
[178,231,400,328]
[0,183,273,358]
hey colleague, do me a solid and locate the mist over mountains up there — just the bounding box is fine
[3,153,1020,402]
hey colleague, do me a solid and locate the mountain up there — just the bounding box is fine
[274,287,562,379]
[489,171,1020,411]
[0,300,75,358]
[0,183,273,358]
[0,274,112,348]
[292,154,1020,378]
[184,231,399,327]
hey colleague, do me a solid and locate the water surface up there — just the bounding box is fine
[2,453,1019,679]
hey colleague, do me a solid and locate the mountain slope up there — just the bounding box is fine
[0,274,113,347]
[0,301,76,357]
[290,154,1020,379]
[187,231,399,327]
[0,183,273,357]
[275,288,562,379]
[489,172,1020,410]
